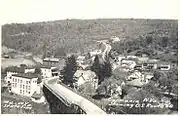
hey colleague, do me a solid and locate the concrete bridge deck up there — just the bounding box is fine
[43,77,106,114]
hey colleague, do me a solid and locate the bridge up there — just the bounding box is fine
[43,77,106,114]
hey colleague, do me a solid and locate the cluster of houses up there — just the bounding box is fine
[73,44,173,97]
[109,50,172,89]
[4,57,60,98]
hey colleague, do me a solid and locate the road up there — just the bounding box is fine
[96,40,112,61]
[44,77,106,114]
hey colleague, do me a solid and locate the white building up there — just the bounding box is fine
[76,56,86,65]
[43,57,59,66]
[5,66,35,84]
[11,73,39,97]
[40,65,59,78]
[110,36,120,43]
[89,50,102,57]
[121,59,136,69]
[127,71,143,81]
[157,65,171,71]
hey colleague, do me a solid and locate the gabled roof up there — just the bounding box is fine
[40,65,52,69]
[43,57,59,62]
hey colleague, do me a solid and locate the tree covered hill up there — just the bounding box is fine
[2,19,178,57]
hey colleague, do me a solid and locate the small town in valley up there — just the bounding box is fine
[1,19,178,114]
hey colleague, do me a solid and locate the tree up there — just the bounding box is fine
[91,55,102,84]
[54,47,66,57]
[91,55,101,74]
[34,67,42,84]
[61,55,77,86]
[146,36,153,45]
[103,60,112,78]
[161,36,168,47]
[34,67,42,74]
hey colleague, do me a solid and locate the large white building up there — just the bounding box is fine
[43,57,59,66]
[40,65,59,78]
[5,66,35,84]
[10,73,39,97]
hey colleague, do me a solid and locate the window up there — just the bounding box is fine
[13,78,14,82]
[29,81,30,84]
[28,92,30,94]
[20,90,22,94]
[23,85,25,89]
[26,85,28,89]
[10,77,12,79]
[15,83,17,88]
[26,81,28,84]
[20,84,22,88]
[23,90,24,94]
[15,78,17,82]
[18,79,19,83]
[20,80,22,83]
[28,86,30,90]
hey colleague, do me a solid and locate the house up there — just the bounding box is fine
[127,70,143,81]
[3,55,10,59]
[74,70,98,89]
[43,57,59,66]
[121,59,136,69]
[143,73,154,83]
[77,64,90,70]
[157,65,171,71]
[137,56,149,64]
[40,65,59,78]
[10,73,40,97]
[110,36,120,43]
[134,64,142,70]
[127,78,144,89]
[5,66,35,84]
[76,56,86,65]
[89,49,102,57]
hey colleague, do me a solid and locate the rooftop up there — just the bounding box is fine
[43,57,59,62]
[6,65,36,73]
[40,64,52,69]
[127,79,144,87]
[12,73,38,79]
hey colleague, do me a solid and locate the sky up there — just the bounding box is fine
[0,0,179,24]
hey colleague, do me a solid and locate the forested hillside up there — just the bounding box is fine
[2,19,178,58]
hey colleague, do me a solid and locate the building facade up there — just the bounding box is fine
[40,65,59,78]
[11,73,39,97]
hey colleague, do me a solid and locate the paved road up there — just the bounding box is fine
[96,40,112,61]
[44,77,106,114]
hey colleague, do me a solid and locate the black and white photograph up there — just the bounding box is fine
[0,0,179,114]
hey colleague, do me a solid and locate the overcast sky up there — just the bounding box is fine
[0,0,179,24]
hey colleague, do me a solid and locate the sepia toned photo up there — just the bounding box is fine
[1,19,178,114]
[0,0,179,115]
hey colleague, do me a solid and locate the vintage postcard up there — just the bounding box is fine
[0,0,179,115]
